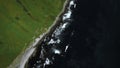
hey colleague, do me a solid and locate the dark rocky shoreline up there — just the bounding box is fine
[10,0,119,68]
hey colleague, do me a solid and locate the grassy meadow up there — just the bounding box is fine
[0,0,64,67]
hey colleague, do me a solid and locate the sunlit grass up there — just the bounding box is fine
[0,0,64,67]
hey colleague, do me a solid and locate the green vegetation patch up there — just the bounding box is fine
[0,0,64,67]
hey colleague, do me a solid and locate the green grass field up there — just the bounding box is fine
[0,0,64,67]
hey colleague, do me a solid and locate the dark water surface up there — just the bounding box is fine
[26,0,119,68]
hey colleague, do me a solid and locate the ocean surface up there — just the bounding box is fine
[24,0,119,68]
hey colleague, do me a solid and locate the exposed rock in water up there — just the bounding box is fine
[9,0,119,68]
